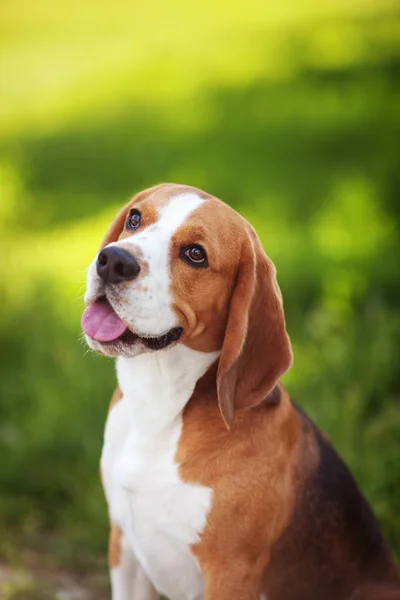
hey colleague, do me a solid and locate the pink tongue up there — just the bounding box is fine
[81,299,127,342]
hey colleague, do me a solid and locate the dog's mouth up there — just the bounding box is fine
[81,297,183,351]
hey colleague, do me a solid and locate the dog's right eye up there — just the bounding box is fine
[126,209,141,231]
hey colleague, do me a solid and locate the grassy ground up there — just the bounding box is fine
[0,564,109,600]
[0,0,399,593]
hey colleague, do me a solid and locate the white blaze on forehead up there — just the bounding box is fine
[107,192,206,337]
[156,192,205,232]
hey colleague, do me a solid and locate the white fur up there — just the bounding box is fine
[101,344,219,600]
[84,192,205,350]
[110,532,158,600]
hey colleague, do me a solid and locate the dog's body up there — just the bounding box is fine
[82,184,399,600]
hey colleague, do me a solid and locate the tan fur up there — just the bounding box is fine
[215,224,292,426]
[108,385,123,414]
[169,194,292,426]
[177,383,299,599]
[108,522,122,569]
[170,199,241,354]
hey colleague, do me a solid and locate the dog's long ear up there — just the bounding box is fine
[99,184,165,249]
[217,227,292,428]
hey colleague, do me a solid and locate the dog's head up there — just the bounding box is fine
[82,183,292,425]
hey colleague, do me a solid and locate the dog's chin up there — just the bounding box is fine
[84,326,183,358]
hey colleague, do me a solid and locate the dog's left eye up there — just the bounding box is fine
[126,209,141,230]
[183,245,208,267]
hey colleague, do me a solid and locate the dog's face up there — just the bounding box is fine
[82,183,292,425]
[83,184,238,356]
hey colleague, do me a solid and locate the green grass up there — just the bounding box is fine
[0,0,399,581]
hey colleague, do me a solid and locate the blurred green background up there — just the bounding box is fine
[1,0,399,597]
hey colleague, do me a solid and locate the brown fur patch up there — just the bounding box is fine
[351,586,400,599]
[108,385,123,414]
[168,194,292,425]
[108,522,122,569]
[170,198,241,354]
[177,382,300,596]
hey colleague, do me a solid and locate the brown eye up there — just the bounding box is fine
[183,245,208,267]
[126,209,141,230]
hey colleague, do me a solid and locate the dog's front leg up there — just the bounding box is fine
[109,523,159,600]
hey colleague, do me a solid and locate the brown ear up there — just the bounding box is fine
[99,184,166,249]
[216,227,292,427]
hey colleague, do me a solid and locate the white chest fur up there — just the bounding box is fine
[101,345,218,600]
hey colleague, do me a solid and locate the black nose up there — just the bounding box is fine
[96,247,140,284]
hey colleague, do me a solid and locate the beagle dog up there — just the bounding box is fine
[82,184,399,600]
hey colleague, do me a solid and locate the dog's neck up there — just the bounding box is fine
[116,344,219,436]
